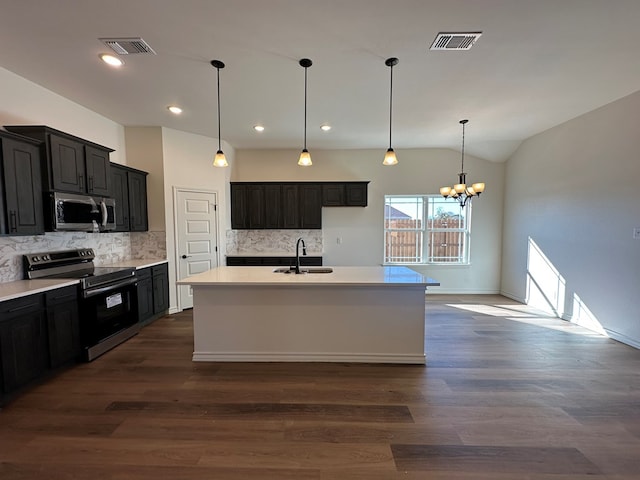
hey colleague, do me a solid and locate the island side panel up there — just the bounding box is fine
[191,284,426,364]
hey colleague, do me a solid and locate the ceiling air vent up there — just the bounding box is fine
[430,32,482,51]
[100,37,156,55]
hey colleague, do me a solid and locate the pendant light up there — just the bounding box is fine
[439,119,486,207]
[211,59,228,168]
[383,57,399,166]
[298,58,313,166]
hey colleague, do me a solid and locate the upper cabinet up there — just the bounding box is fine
[0,130,45,235]
[322,182,369,207]
[110,164,148,232]
[4,125,112,197]
[230,181,368,230]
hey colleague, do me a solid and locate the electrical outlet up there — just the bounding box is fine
[634,228,640,240]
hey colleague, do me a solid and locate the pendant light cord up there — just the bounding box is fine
[388,62,393,149]
[303,65,308,150]
[459,119,468,174]
[216,66,222,151]
[461,121,465,173]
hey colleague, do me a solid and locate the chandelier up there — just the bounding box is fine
[439,119,485,207]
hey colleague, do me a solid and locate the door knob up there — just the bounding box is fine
[181,254,191,259]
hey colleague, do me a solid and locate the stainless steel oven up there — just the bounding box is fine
[24,249,138,361]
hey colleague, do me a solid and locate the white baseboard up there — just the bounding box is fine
[426,288,501,295]
[604,329,640,349]
[192,351,426,364]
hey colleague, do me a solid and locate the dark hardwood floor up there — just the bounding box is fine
[1,294,640,479]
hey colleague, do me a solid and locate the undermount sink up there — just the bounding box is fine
[273,267,334,274]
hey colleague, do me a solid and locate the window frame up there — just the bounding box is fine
[383,194,472,265]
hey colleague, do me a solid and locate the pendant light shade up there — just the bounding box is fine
[298,58,313,166]
[211,59,228,168]
[383,57,399,166]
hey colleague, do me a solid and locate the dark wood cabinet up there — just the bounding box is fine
[136,268,154,324]
[322,182,369,207]
[152,264,169,314]
[246,184,266,228]
[263,184,282,228]
[299,184,322,229]
[0,294,48,395]
[281,184,300,228]
[45,286,80,368]
[110,164,148,232]
[4,126,113,197]
[84,145,111,196]
[345,182,368,206]
[127,169,148,231]
[231,184,248,229]
[231,181,368,230]
[137,263,169,325]
[110,164,130,231]
[226,256,323,267]
[49,134,85,193]
[0,131,45,235]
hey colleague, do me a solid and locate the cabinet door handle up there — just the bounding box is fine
[79,175,85,191]
[9,210,17,232]
[88,176,94,192]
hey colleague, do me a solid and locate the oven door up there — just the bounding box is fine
[80,276,139,361]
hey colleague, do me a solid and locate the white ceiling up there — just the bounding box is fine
[1,0,640,162]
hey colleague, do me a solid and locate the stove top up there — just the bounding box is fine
[23,249,135,289]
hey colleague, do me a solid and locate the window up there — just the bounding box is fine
[384,195,471,264]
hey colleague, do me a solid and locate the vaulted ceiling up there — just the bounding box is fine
[1,0,639,162]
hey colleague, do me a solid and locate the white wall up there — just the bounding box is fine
[234,147,504,293]
[501,90,640,347]
[0,67,126,164]
[160,128,234,311]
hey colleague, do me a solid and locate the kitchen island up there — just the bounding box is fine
[177,266,439,364]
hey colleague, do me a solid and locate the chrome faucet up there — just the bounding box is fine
[294,237,307,274]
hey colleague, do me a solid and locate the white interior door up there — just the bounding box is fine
[175,188,219,310]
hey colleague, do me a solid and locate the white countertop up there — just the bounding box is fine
[0,278,80,302]
[0,259,167,302]
[177,266,439,287]
[103,259,167,269]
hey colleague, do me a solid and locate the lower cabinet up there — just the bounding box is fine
[136,263,169,325]
[152,264,169,314]
[45,286,80,369]
[0,293,48,398]
[0,286,83,406]
[226,256,323,267]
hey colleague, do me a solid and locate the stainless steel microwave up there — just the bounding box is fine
[47,192,116,232]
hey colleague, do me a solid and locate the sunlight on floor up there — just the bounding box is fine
[445,303,606,338]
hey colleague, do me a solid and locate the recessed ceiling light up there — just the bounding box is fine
[253,125,265,132]
[320,124,331,132]
[167,105,183,114]
[99,53,124,67]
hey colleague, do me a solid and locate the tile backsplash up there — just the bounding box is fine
[226,229,323,255]
[0,231,166,283]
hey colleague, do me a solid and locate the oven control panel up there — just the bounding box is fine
[23,248,96,278]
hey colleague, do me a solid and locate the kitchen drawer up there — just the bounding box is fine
[0,293,45,318]
[45,285,78,307]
